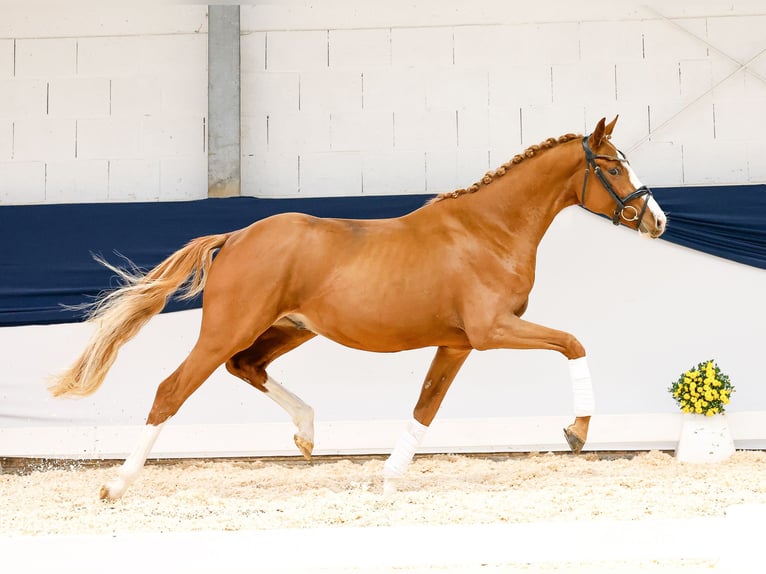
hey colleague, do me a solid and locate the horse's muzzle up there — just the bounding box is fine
[638,197,667,238]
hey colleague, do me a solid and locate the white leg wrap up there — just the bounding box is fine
[569,357,595,416]
[264,376,314,442]
[103,421,166,499]
[383,418,428,479]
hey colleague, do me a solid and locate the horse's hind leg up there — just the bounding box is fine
[225,322,317,459]
[100,325,261,500]
[383,346,471,494]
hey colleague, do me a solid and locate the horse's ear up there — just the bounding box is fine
[588,117,607,148]
[605,115,619,138]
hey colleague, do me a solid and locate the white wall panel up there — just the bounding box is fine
[362,68,427,111]
[489,65,552,108]
[0,161,45,203]
[747,144,766,181]
[77,37,147,77]
[517,23,580,66]
[452,25,506,69]
[424,149,459,193]
[329,29,390,69]
[424,68,488,111]
[240,32,266,72]
[241,113,267,156]
[241,151,298,197]
[707,15,766,64]
[579,21,645,63]
[362,150,424,194]
[714,99,766,141]
[0,5,206,39]
[299,70,362,113]
[394,108,456,150]
[616,60,681,103]
[14,38,77,78]
[108,159,161,202]
[159,156,207,201]
[141,117,205,158]
[77,118,142,160]
[456,108,489,150]
[265,111,330,152]
[391,27,454,68]
[0,79,46,118]
[300,150,361,196]
[679,60,713,101]
[266,30,327,71]
[641,18,709,61]
[487,106,522,156]
[0,120,11,161]
[47,78,110,119]
[242,71,299,114]
[552,63,615,106]
[520,104,585,147]
[649,98,714,144]
[13,118,75,161]
[426,147,490,194]
[110,76,162,117]
[456,148,491,189]
[627,141,683,187]
[330,109,393,151]
[44,159,109,203]
[682,140,750,184]
[0,39,13,77]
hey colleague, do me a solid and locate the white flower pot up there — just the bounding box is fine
[675,412,735,463]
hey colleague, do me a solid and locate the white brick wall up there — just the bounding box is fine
[0,5,207,205]
[240,1,766,197]
[0,162,45,203]
[15,38,78,78]
[0,40,13,77]
[0,120,11,161]
[329,29,390,69]
[3,1,766,204]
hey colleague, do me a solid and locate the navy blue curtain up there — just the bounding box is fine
[1,185,764,327]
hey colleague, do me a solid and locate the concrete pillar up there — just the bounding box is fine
[208,5,241,198]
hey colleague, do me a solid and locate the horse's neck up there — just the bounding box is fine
[462,148,581,247]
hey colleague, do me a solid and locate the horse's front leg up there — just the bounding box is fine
[383,346,471,494]
[466,314,595,455]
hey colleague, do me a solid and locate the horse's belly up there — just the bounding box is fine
[283,311,468,353]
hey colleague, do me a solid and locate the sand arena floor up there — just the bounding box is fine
[2,450,765,572]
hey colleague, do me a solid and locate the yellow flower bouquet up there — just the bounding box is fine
[669,359,734,416]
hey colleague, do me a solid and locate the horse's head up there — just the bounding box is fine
[578,116,666,238]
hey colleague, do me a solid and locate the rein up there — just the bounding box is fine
[581,136,653,227]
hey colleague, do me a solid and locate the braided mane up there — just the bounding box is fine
[429,132,582,204]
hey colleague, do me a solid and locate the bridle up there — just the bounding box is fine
[581,135,653,227]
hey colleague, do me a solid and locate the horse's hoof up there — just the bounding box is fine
[99,484,115,501]
[294,434,314,460]
[563,427,585,454]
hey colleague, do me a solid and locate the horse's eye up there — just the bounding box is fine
[608,167,621,176]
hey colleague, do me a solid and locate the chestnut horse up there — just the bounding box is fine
[50,117,666,499]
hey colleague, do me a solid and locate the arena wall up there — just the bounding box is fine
[0,4,208,203]
[1,1,765,458]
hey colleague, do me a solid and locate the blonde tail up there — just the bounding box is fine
[49,233,230,398]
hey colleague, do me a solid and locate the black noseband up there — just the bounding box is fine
[581,136,653,227]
